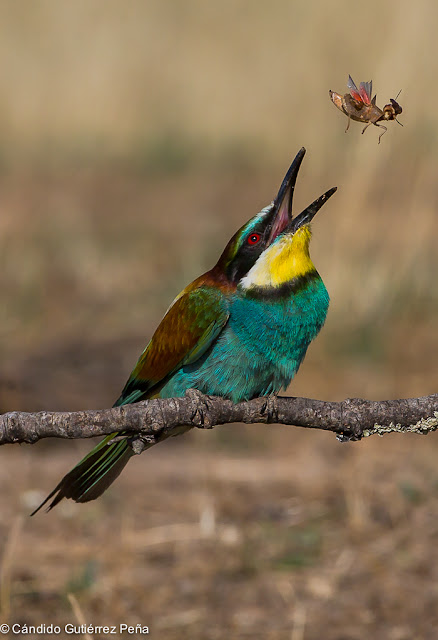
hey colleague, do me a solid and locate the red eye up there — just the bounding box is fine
[247,233,261,245]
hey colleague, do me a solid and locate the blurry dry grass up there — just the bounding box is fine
[0,0,436,355]
[0,1,437,638]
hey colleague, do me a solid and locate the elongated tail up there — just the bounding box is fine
[32,424,192,514]
[31,433,136,514]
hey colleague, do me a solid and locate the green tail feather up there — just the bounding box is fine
[31,433,135,515]
[32,422,191,514]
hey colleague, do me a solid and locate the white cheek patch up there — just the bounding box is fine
[240,237,290,289]
[239,227,314,290]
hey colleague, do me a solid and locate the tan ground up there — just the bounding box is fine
[1,351,438,640]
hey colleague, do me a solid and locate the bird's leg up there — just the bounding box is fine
[261,394,279,423]
[185,388,214,428]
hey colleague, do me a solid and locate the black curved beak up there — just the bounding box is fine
[274,147,306,218]
[289,187,337,233]
[268,147,306,244]
[268,147,337,242]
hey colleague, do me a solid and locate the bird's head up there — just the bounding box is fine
[215,148,336,293]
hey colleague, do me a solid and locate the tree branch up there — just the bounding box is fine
[1,392,437,449]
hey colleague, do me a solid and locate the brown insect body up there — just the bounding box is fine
[329,76,402,143]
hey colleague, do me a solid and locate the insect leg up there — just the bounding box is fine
[375,123,388,144]
[361,123,371,135]
[344,114,351,133]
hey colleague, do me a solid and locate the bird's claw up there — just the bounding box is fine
[185,388,214,428]
[261,395,279,423]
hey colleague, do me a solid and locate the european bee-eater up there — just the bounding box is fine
[33,147,336,514]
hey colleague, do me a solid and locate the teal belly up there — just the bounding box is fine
[160,278,329,403]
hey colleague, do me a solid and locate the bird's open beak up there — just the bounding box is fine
[268,147,336,243]
[267,147,306,245]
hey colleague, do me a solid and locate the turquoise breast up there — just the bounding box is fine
[160,276,329,403]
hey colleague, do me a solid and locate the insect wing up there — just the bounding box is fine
[359,81,372,105]
[347,75,363,103]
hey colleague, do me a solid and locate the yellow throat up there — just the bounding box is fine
[240,225,315,289]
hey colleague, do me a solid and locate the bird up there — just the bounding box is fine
[32,147,336,514]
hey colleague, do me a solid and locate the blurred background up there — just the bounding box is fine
[0,1,437,638]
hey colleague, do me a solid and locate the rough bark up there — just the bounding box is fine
[1,392,437,449]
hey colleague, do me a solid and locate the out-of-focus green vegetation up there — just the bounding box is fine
[0,3,437,638]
